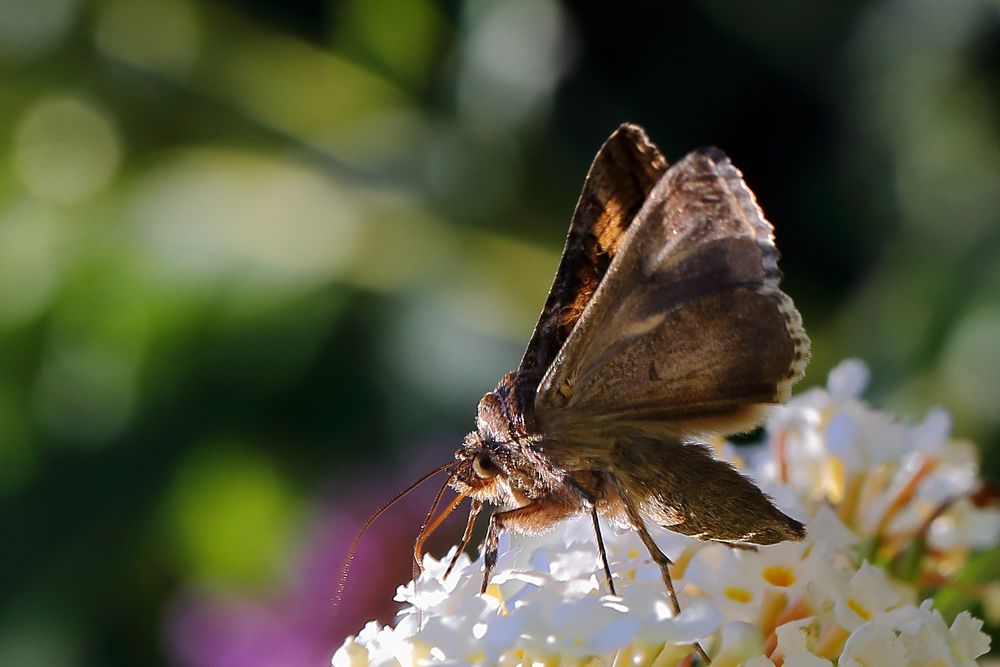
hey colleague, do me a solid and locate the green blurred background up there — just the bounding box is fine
[1,0,999,665]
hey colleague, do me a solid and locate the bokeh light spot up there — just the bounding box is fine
[13,95,122,203]
[0,612,80,667]
[32,341,138,445]
[456,0,574,133]
[0,0,78,62]
[335,0,445,86]
[130,149,361,291]
[942,310,1000,426]
[165,444,298,586]
[95,0,200,79]
[0,201,61,327]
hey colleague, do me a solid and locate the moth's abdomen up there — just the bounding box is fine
[611,437,805,545]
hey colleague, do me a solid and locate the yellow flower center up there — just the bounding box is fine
[847,597,871,620]
[763,565,796,587]
[823,457,846,503]
[483,583,508,615]
[724,586,753,603]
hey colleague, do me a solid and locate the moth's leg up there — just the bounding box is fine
[610,475,711,665]
[480,499,578,594]
[590,506,617,595]
[480,510,503,594]
[610,475,679,611]
[445,499,483,580]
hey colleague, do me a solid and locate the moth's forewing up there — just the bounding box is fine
[516,124,667,399]
[534,147,810,440]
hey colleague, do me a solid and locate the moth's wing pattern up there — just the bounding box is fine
[535,147,810,440]
[513,124,668,417]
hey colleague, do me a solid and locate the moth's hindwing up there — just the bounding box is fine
[535,147,810,439]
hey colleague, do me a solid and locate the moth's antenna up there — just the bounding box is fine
[334,461,455,607]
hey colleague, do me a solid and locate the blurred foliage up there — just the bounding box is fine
[1,0,999,665]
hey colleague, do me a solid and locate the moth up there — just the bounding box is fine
[345,124,809,661]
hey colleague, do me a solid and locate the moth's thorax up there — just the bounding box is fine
[474,372,534,444]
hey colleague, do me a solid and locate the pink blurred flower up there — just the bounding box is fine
[164,444,463,667]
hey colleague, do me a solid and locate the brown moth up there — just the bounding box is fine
[410,123,809,659]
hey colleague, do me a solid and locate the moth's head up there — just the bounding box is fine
[450,431,509,504]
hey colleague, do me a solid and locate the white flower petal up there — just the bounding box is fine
[782,649,833,667]
[332,635,369,667]
[910,406,953,454]
[807,504,859,551]
[840,622,907,666]
[711,620,763,667]
[774,617,819,654]
[929,499,1000,551]
[826,359,870,399]
[949,610,991,661]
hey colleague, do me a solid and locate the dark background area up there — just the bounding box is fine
[1,0,999,665]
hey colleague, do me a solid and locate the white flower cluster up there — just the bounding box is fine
[334,361,998,666]
[758,360,1000,578]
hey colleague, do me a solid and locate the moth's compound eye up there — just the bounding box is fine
[472,452,498,479]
